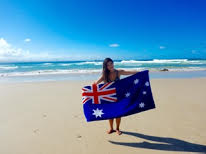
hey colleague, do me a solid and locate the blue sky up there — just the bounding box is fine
[0,0,206,62]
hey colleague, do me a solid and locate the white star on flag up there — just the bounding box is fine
[143,91,147,95]
[134,79,139,84]
[92,108,104,118]
[139,102,145,108]
[125,92,130,97]
[145,81,149,86]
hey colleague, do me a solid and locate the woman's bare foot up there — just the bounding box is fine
[107,129,115,134]
[116,129,122,135]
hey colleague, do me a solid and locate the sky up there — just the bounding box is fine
[0,0,206,62]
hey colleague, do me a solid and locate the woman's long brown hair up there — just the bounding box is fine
[102,58,113,83]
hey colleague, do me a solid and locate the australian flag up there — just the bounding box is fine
[82,70,155,122]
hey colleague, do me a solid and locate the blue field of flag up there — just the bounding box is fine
[82,70,156,122]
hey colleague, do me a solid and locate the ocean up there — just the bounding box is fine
[0,59,206,83]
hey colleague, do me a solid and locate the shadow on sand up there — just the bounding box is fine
[108,131,206,153]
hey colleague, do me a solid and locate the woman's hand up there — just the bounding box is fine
[93,81,97,85]
[119,69,140,75]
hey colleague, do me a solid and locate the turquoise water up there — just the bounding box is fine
[0,59,206,83]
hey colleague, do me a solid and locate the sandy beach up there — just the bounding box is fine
[0,78,206,154]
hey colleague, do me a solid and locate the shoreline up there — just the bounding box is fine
[0,70,206,84]
[1,68,206,77]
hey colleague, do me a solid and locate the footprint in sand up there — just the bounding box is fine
[77,135,82,139]
[33,129,39,133]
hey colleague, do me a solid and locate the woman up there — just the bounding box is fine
[94,58,140,135]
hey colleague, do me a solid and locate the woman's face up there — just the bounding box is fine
[107,61,114,72]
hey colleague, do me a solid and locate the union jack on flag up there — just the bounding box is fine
[82,82,117,104]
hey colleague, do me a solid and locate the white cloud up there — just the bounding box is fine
[24,38,31,42]
[0,38,10,48]
[109,43,119,48]
[0,38,53,62]
[0,38,100,62]
[0,38,29,57]
[160,46,166,49]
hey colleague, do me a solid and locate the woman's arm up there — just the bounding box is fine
[93,75,104,84]
[118,69,140,75]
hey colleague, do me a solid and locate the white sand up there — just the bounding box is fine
[0,78,206,154]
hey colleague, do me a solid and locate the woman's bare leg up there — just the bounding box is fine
[107,119,114,134]
[116,118,122,135]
